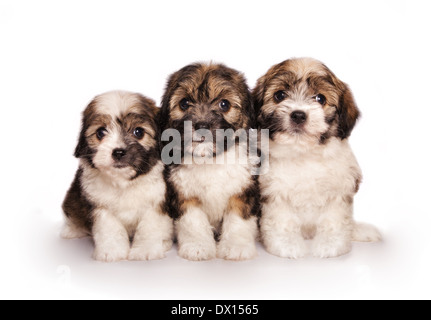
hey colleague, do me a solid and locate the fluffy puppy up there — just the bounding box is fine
[253,58,381,259]
[62,91,173,262]
[160,63,259,261]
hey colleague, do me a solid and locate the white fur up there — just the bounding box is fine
[217,214,258,261]
[261,137,380,259]
[176,206,217,261]
[94,91,145,120]
[80,160,173,262]
[173,147,258,261]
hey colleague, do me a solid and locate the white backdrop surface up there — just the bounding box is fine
[0,0,430,300]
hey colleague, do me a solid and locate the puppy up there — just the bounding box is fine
[253,58,381,259]
[62,91,173,262]
[160,63,260,261]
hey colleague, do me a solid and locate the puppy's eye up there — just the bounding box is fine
[96,127,108,141]
[180,98,191,111]
[315,94,327,106]
[133,127,145,140]
[219,100,231,112]
[274,91,287,103]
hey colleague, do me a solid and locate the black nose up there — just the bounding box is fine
[112,149,126,161]
[290,111,307,124]
[194,122,210,130]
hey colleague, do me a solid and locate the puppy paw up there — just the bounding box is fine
[178,242,216,261]
[217,242,257,261]
[93,244,129,263]
[129,242,168,261]
[61,224,88,239]
[352,223,382,242]
[265,237,307,259]
[312,236,352,258]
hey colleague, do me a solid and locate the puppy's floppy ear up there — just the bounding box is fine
[337,82,360,140]
[252,76,266,119]
[140,95,159,117]
[244,89,256,128]
[74,100,96,159]
[137,95,161,145]
[160,71,181,132]
[74,117,90,159]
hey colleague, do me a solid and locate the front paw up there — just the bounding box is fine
[312,235,352,258]
[217,241,257,261]
[264,236,307,259]
[93,244,129,263]
[129,242,168,261]
[178,241,216,261]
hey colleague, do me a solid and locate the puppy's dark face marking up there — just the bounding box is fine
[74,91,160,179]
[253,58,360,144]
[160,63,254,156]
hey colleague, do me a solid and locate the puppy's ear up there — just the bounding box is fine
[139,95,159,117]
[337,82,360,140]
[160,72,181,132]
[244,89,257,128]
[252,77,266,120]
[74,117,90,159]
[74,100,96,159]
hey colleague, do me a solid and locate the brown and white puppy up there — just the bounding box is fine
[160,63,260,261]
[254,58,381,259]
[62,91,173,262]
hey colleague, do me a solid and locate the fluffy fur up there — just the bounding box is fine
[62,91,173,262]
[160,63,260,261]
[254,58,381,259]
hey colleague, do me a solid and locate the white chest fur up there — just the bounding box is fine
[81,161,166,228]
[172,160,251,226]
[261,138,362,210]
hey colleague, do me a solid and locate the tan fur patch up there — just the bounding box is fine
[227,193,254,219]
[180,198,202,212]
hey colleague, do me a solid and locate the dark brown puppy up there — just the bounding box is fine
[62,91,173,262]
[160,63,259,261]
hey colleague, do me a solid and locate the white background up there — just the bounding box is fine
[1,0,430,300]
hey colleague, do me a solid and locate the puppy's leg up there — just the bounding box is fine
[92,209,130,262]
[61,221,89,239]
[261,198,307,259]
[129,209,174,261]
[217,195,258,261]
[176,201,216,261]
[352,222,382,242]
[312,196,354,258]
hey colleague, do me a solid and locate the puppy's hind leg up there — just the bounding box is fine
[352,222,382,242]
[61,220,89,239]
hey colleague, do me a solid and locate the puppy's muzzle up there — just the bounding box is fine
[112,148,127,161]
[194,122,210,130]
[291,111,307,125]
[193,122,211,142]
